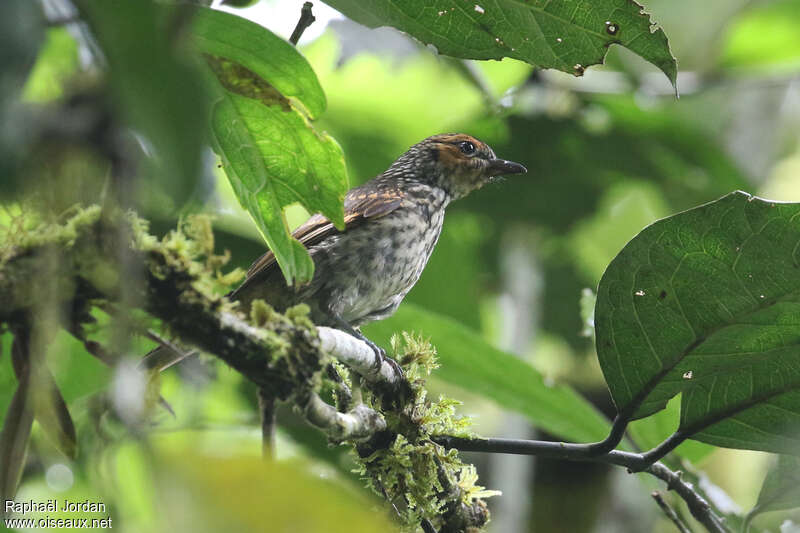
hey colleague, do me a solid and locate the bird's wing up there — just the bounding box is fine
[235,186,406,293]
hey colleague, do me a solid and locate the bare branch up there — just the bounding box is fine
[652,491,692,533]
[433,436,729,533]
[647,464,728,533]
[289,2,315,45]
[303,393,385,441]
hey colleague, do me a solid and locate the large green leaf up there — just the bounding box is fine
[322,0,677,87]
[192,7,347,285]
[596,191,800,454]
[364,303,612,443]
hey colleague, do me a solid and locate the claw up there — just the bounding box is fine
[385,356,404,380]
[364,339,403,380]
[363,338,386,373]
[326,312,404,381]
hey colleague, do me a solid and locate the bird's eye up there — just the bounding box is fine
[459,141,476,155]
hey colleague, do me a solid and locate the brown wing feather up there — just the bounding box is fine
[232,186,405,298]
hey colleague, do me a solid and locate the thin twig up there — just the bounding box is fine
[142,329,195,371]
[289,2,315,45]
[257,388,277,458]
[433,436,729,533]
[653,491,692,533]
[46,15,82,27]
[646,464,728,533]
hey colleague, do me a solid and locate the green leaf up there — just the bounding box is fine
[363,303,612,443]
[748,455,800,523]
[191,7,347,285]
[191,8,326,118]
[322,0,677,88]
[596,191,800,454]
[77,0,209,205]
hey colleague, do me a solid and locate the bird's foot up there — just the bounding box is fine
[363,338,404,380]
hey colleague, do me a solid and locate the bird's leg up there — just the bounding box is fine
[327,313,403,379]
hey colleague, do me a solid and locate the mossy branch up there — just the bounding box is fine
[0,206,492,532]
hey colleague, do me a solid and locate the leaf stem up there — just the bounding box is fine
[585,412,630,455]
[638,431,689,469]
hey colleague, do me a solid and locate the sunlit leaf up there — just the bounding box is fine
[104,437,390,533]
[721,0,800,72]
[164,453,389,533]
[192,8,326,118]
[322,0,677,87]
[596,191,800,454]
[364,303,612,443]
[569,181,670,284]
[192,7,347,285]
[22,28,79,103]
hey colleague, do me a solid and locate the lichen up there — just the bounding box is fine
[250,299,279,328]
[284,303,314,330]
[351,333,493,531]
[121,212,246,330]
[0,203,102,265]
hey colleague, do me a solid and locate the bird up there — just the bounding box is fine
[143,133,526,373]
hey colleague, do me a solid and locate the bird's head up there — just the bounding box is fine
[388,133,527,200]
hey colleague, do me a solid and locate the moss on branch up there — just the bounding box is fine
[0,205,496,532]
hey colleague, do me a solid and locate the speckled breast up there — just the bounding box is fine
[320,187,449,325]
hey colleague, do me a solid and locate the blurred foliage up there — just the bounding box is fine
[76,0,210,207]
[22,28,79,103]
[0,0,45,198]
[2,0,800,531]
[721,0,800,72]
[365,304,611,444]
